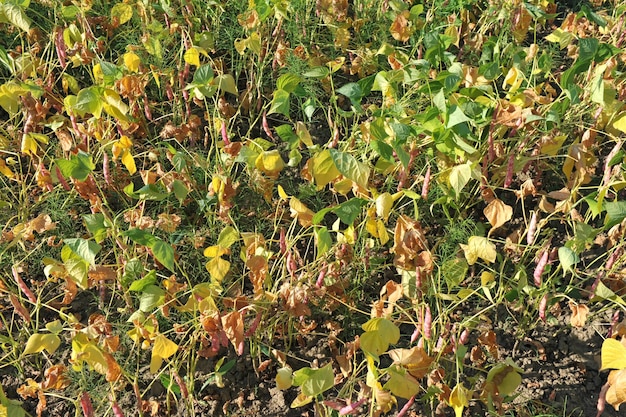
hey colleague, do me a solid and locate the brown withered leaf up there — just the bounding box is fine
[103,351,122,382]
[568,302,589,328]
[88,266,117,284]
[156,213,181,233]
[42,365,70,391]
[379,280,403,317]
[222,310,244,356]
[484,198,513,234]
[607,368,626,410]
[478,330,499,359]
[392,215,427,269]
[390,11,412,42]
[10,294,30,323]
[388,346,434,379]
[247,255,268,295]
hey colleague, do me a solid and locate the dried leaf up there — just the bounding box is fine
[221,310,244,355]
[484,198,513,233]
[568,302,589,328]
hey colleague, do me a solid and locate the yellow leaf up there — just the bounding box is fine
[481,271,495,286]
[123,52,141,73]
[0,159,14,179]
[183,47,201,67]
[203,245,229,258]
[150,334,178,373]
[277,184,288,200]
[234,38,247,55]
[93,63,103,84]
[23,333,61,355]
[384,365,420,399]
[111,3,133,25]
[545,28,575,49]
[613,113,626,134]
[206,256,230,282]
[311,150,341,189]
[449,383,470,417]
[21,134,38,155]
[376,193,393,222]
[121,150,136,175]
[377,219,389,245]
[484,198,513,232]
[289,197,314,227]
[276,367,293,390]
[502,67,522,93]
[601,338,626,370]
[460,236,497,265]
[255,149,285,178]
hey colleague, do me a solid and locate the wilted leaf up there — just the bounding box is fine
[449,383,470,417]
[387,346,433,379]
[221,310,244,355]
[568,302,589,328]
[390,11,412,42]
[460,236,497,265]
[484,198,513,233]
[607,368,626,409]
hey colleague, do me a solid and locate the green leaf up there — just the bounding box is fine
[0,384,26,417]
[123,228,157,246]
[139,285,166,312]
[193,64,214,85]
[335,198,367,225]
[83,214,109,243]
[0,3,31,32]
[129,270,157,292]
[268,89,290,116]
[214,74,238,95]
[55,151,95,181]
[302,66,330,78]
[152,240,175,271]
[446,105,471,128]
[276,73,301,93]
[448,162,472,196]
[314,227,332,258]
[217,226,239,248]
[293,363,334,397]
[604,200,626,229]
[328,149,370,189]
[74,87,103,117]
[64,238,101,266]
[442,258,469,290]
[558,246,579,275]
